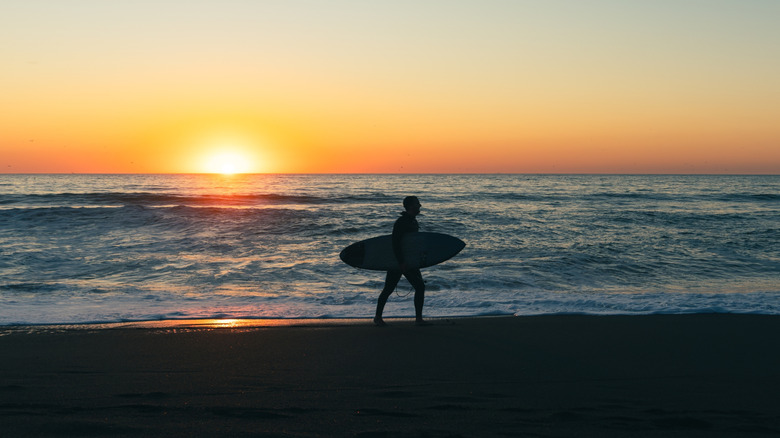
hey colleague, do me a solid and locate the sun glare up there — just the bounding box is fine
[204,150,253,175]
[186,129,273,174]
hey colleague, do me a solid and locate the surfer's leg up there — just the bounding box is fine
[375,270,402,324]
[405,269,426,323]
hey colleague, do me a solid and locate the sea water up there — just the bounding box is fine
[0,174,778,325]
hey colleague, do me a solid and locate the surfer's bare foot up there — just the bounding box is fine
[373,317,387,327]
[415,319,431,326]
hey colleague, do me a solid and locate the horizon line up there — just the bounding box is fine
[1,172,778,176]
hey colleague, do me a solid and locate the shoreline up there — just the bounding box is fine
[2,314,779,437]
[0,315,513,334]
[4,310,779,333]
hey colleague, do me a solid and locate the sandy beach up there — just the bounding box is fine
[1,314,779,437]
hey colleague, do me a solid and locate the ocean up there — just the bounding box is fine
[1,174,778,325]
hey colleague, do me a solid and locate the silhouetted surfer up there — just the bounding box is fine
[374,196,428,326]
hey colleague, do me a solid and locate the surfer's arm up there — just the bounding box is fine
[391,221,405,266]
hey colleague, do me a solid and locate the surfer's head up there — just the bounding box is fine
[403,196,421,216]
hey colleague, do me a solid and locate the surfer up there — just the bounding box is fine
[374,196,428,326]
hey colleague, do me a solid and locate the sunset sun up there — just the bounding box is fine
[203,150,253,175]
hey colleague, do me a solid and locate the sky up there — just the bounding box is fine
[2,0,779,174]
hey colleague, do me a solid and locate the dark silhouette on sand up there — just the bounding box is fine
[374,196,428,326]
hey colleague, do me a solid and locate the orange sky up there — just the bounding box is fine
[2,1,779,174]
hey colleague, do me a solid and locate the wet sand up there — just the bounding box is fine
[2,314,779,437]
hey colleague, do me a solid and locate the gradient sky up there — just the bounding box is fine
[2,0,779,173]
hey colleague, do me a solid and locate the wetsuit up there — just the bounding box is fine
[392,211,419,263]
[375,211,426,321]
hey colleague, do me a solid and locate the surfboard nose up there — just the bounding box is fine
[339,241,366,268]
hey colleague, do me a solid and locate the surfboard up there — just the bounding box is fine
[340,232,465,271]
